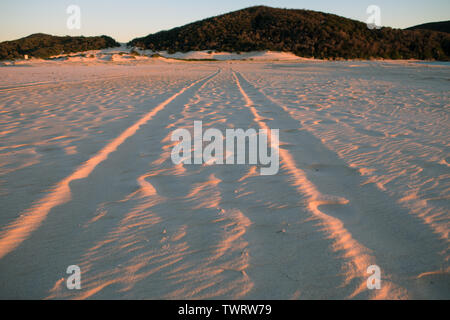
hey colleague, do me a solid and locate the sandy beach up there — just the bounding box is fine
[0,58,448,299]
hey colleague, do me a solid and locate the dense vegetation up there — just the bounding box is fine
[0,34,119,60]
[129,6,450,60]
[406,21,450,34]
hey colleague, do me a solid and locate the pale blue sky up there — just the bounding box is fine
[1,0,449,43]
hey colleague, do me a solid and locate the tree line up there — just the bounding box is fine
[129,6,450,60]
[0,34,119,60]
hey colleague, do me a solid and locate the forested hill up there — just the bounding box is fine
[406,21,450,34]
[129,6,450,60]
[0,34,119,60]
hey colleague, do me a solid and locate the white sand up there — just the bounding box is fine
[0,58,448,299]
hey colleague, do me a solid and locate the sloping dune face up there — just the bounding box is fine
[0,60,448,299]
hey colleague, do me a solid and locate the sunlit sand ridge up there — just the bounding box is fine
[0,60,448,299]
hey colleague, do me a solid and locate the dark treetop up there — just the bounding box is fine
[406,21,450,34]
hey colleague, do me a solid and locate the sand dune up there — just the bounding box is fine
[0,59,448,299]
[1,48,309,67]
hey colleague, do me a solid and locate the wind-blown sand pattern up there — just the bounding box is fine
[0,59,448,299]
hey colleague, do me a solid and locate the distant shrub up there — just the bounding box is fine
[130,49,141,56]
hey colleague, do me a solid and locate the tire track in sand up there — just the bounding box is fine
[47,68,251,299]
[44,69,224,299]
[231,70,405,299]
[0,70,220,260]
[236,69,450,299]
